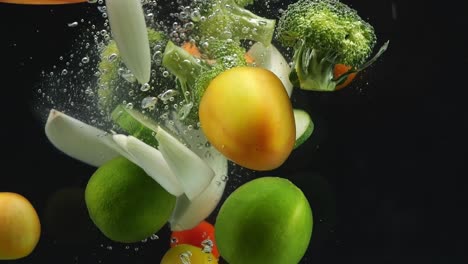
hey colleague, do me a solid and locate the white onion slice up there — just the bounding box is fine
[247,42,293,97]
[169,150,227,231]
[169,123,228,231]
[106,0,151,84]
[126,136,184,196]
[156,126,215,200]
[45,109,120,167]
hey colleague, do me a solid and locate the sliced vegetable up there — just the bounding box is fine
[106,0,151,84]
[156,127,215,200]
[169,118,228,232]
[45,109,120,167]
[45,110,183,197]
[334,64,357,90]
[170,220,219,258]
[0,192,40,260]
[247,42,294,97]
[126,136,183,196]
[111,105,159,148]
[293,109,314,149]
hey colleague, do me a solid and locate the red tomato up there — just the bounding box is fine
[170,221,219,259]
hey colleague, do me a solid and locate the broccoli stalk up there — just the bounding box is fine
[193,0,276,46]
[162,41,208,105]
[162,39,247,122]
[276,0,389,92]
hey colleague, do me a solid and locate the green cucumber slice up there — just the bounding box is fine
[111,105,159,148]
[293,109,314,149]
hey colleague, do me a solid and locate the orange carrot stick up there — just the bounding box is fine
[333,64,357,90]
[182,42,202,58]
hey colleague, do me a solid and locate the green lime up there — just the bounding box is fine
[85,156,176,243]
[215,177,313,264]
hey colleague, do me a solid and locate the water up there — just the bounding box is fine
[2,1,464,264]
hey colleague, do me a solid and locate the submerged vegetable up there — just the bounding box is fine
[215,177,313,264]
[161,244,218,264]
[276,0,388,91]
[85,156,176,243]
[199,66,295,171]
[334,64,357,90]
[106,0,151,84]
[170,220,219,258]
[0,192,41,260]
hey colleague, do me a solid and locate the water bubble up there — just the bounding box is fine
[184,22,194,30]
[87,0,97,3]
[108,53,118,62]
[152,50,162,61]
[68,21,78,27]
[121,71,136,83]
[190,10,201,22]
[97,6,106,13]
[162,71,170,77]
[106,245,113,250]
[201,239,214,254]
[150,234,159,240]
[221,175,229,182]
[179,251,192,264]
[178,102,193,120]
[61,69,68,75]
[140,83,151,91]
[179,11,189,20]
[141,96,157,109]
[81,56,90,64]
[125,103,134,109]
[141,238,148,243]
[158,89,179,101]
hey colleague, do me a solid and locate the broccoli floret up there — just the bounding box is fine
[162,38,247,123]
[97,29,174,116]
[276,0,389,91]
[193,0,276,46]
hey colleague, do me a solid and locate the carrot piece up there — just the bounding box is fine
[0,0,86,4]
[244,53,255,64]
[182,42,202,58]
[333,64,357,90]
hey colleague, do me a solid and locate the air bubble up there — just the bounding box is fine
[81,56,90,64]
[190,10,201,21]
[179,251,192,264]
[108,53,118,62]
[68,21,78,27]
[158,89,179,101]
[140,83,151,91]
[141,97,157,109]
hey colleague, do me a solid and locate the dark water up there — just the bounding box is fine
[1,0,467,263]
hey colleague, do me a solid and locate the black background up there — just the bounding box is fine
[1,0,467,263]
